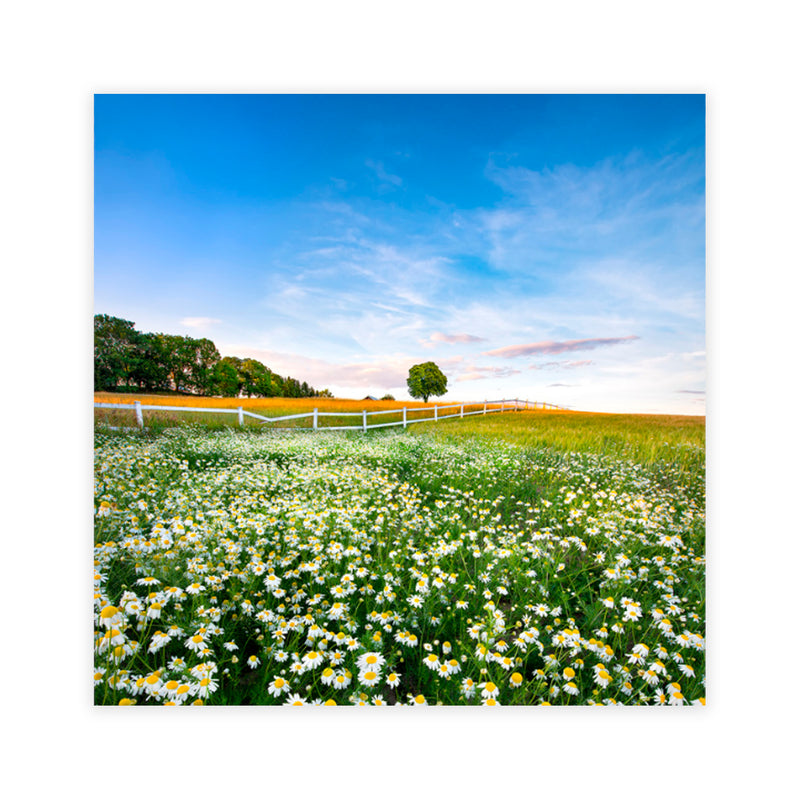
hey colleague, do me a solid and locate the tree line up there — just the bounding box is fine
[94,314,330,398]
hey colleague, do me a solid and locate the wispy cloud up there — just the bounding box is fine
[529,359,593,370]
[227,346,414,390]
[484,336,639,359]
[455,365,522,382]
[365,159,403,188]
[420,331,487,348]
[180,317,222,329]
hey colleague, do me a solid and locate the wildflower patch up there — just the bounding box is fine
[94,427,705,706]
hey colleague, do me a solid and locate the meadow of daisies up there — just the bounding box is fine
[94,423,705,706]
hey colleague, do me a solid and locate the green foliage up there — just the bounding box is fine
[407,361,448,403]
[94,314,142,391]
[213,358,243,396]
[93,314,323,398]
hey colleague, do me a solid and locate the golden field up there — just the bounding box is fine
[93,392,520,429]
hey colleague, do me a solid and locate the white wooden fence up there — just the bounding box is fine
[94,398,568,432]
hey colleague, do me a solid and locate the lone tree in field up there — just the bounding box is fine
[407,361,448,403]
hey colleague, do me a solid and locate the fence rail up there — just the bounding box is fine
[94,398,569,432]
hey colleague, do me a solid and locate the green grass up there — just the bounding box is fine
[411,410,705,469]
[94,426,705,706]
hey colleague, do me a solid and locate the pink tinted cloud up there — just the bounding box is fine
[528,359,593,370]
[455,365,521,382]
[225,347,411,388]
[421,331,487,348]
[484,336,639,358]
[223,348,464,392]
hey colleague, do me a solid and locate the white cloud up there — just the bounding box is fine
[180,317,222,328]
[420,331,487,348]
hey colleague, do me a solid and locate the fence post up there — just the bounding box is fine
[362,409,367,433]
[238,406,244,426]
[313,408,318,430]
[434,405,438,422]
[135,401,143,429]
[460,403,464,418]
[403,407,407,429]
[484,400,487,414]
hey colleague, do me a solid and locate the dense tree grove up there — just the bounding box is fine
[94,314,326,397]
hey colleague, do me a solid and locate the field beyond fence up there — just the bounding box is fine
[94,393,567,432]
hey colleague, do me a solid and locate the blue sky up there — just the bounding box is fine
[95,94,705,413]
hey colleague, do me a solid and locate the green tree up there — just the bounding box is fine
[131,332,172,391]
[150,334,220,394]
[240,358,273,397]
[285,376,301,398]
[407,361,448,403]
[94,314,142,391]
[213,357,243,396]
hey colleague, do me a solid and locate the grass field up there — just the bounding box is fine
[93,396,705,706]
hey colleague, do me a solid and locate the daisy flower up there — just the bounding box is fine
[356,652,386,672]
[185,633,207,653]
[267,677,291,697]
[668,691,686,706]
[302,651,324,671]
[98,604,124,630]
[594,669,612,689]
[285,693,306,706]
[423,653,440,671]
[678,663,697,679]
[359,670,381,687]
[194,676,219,699]
[479,681,499,700]
[321,667,336,686]
[148,631,171,654]
[411,694,427,706]
[333,671,352,691]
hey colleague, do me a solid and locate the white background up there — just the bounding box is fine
[3,1,798,796]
